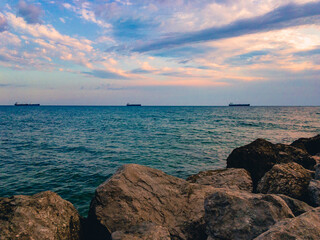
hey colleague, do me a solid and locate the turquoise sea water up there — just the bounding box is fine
[0,106,319,215]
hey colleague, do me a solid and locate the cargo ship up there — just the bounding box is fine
[229,103,250,107]
[14,102,40,106]
[126,103,142,106]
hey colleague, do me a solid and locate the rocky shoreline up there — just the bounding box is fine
[1,135,319,240]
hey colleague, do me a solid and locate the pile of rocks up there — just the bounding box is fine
[0,134,319,240]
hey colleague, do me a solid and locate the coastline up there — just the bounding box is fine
[1,134,319,239]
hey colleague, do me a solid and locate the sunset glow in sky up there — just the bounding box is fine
[0,0,320,105]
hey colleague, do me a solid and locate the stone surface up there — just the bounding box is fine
[315,163,320,180]
[186,168,252,192]
[313,155,320,165]
[89,164,217,240]
[254,207,320,240]
[291,134,320,155]
[111,222,170,240]
[204,188,294,240]
[308,179,320,207]
[277,194,313,216]
[257,162,312,200]
[0,191,82,240]
[226,138,315,188]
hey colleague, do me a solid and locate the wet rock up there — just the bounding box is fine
[0,191,82,240]
[254,207,320,240]
[277,194,313,216]
[111,222,170,240]
[308,179,320,207]
[226,138,315,188]
[291,134,320,155]
[256,162,312,200]
[89,164,216,240]
[204,188,294,240]
[186,168,252,192]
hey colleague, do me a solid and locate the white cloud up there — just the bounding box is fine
[6,12,93,52]
[63,2,112,29]
[0,31,21,46]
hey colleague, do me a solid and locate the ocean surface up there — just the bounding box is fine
[1,106,319,216]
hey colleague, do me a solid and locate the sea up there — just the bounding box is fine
[0,106,319,216]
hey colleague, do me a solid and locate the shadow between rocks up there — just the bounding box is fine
[81,217,111,240]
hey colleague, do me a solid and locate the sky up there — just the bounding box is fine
[0,0,319,106]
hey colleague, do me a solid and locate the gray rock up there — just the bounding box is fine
[0,191,82,240]
[315,163,320,180]
[291,134,320,155]
[257,162,311,200]
[111,222,170,240]
[89,164,217,240]
[226,138,315,188]
[187,168,253,192]
[277,194,313,216]
[204,188,294,240]
[308,179,320,207]
[254,207,320,240]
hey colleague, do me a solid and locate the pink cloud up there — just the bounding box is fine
[0,14,8,32]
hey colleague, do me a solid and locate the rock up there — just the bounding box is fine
[186,168,253,192]
[308,179,320,207]
[226,138,315,188]
[254,207,320,240]
[291,134,320,155]
[277,194,313,216]
[111,222,170,240]
[256,162,312,200]
[313,155,320,165]
[0,191,82,240]
[204,188,294,240]
[316,163,320,180]
[89,164,217,240]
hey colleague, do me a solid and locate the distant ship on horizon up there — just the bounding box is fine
[229,103,250,107]
[14,102,40,106]
[126,103,142,106]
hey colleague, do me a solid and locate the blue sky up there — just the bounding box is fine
[0,0,319,105]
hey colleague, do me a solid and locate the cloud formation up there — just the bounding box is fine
[83,70,128,80]
[295,47,320,56]
[63,2,111,28]
[17,0,43,24]
[7,13,93,52]
[1,0,320,105]
[0,15,8,32]
[134,1,320,52]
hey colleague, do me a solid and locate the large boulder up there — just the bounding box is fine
[254,207,320,240]
[256,162,312,200]
[226,138,315,188]
[291,134,320,155]
[88,164,217,240]
[0,191,82,240]
[308,179,320,207]
[204,189,294,240]
[111,222,170,240]
[186,168,252,192]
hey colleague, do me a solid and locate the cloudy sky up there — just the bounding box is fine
[0,0,319,105]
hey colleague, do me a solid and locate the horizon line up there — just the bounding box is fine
[0,105,319,107]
